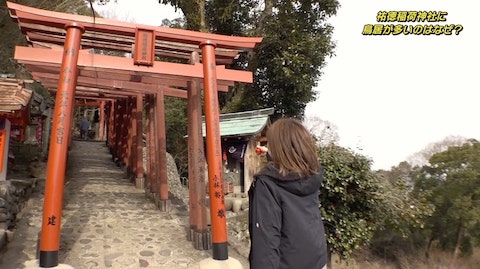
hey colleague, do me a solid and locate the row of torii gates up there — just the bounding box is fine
[7,2,262,268]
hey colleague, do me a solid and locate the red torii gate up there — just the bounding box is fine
[7,2,262,268]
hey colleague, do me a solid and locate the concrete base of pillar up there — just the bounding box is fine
[199,257,243,269]
[24,260,74,269]
[193,229,211,250]
[187,225,195,241]
[123,167,132,180]
[135,177,145,189]
[145,190,155,200]
[155,198,171,212]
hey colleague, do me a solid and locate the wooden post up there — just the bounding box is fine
[0,119,10,181]
[106,101,112,148]
[200,41,228,260]
[145,95,153,195]
[126,97,133,176]
[39,22,84,268]
[113,100,121,164]
[120,99,128,167]
[155,90,170,211]
[99,101,105,141]
[187,51,209,249]
[135,93,144,188]
[151,95,159,199]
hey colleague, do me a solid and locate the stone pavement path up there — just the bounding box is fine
[0,140,248,269]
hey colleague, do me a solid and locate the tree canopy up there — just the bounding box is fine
[318,144,379,262]
[317,143,434,265]
[154,0,340,173]
[0,0,97,75]
[414,139,480,258]
[159,0,340,118]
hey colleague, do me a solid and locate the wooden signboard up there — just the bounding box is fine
[133,28,155,66]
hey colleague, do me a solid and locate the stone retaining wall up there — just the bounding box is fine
[0,174,37,251]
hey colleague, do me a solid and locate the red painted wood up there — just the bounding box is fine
[39,23,84,267]
[201,42,228,259]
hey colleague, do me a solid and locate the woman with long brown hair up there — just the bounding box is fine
[249,118,327,269]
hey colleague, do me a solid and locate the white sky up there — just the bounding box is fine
[93,0,181,25]
[95,0,479,170]
[305,0,479,170]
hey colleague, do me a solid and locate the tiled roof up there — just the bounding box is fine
[0,77,33,112]
[202,108,273,137]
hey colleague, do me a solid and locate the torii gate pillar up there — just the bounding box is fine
[37,22,84,268]
[187,51,209,250]
[199,41,242,269]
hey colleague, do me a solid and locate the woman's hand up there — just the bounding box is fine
[255,145,268,156]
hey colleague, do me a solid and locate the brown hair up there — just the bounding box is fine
[266,118,319,177]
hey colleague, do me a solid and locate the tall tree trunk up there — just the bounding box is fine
[425,236,434,259]
[254,0,273,36]
[177,0,206,31]
[452,224,464,259]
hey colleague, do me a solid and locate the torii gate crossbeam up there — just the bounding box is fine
[7,2,262,268]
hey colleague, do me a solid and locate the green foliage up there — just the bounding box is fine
[205,0,256,36]
[368,163,434,261]
[160,0,339,118]
[414,139,480,257]
[160,17,186,29]
[159,0,205,30]
[247,0,339,118]
[0,0,95,74]
[318,145,379,261]
[155,1,341,181]
[375,162,433,236]
[1,0,26,75]
[164,96,189,177]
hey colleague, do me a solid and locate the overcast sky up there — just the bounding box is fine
[95,0,479,170]
[94,0,180,24]
[305,0,479,169]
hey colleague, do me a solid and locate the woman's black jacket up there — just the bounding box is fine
[248,162,327,269]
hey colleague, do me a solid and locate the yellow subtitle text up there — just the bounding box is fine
[362,24,463,35]
[362,11,463,36]
[376,11,448,23]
